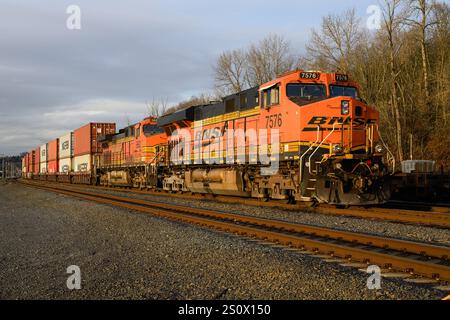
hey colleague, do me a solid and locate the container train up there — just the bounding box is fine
[22,70,396,206]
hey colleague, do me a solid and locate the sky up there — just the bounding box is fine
[0,0,387,155]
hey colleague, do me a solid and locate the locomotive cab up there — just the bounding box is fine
[266,70,391,205]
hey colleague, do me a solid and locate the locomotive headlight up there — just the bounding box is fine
[341,100,350,115]
[375,144,384,153]
[333,144,343,153]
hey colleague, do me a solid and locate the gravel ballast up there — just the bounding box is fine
[0,182,448,299]
[56,183,450,247]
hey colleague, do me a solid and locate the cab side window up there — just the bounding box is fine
[262,85,279,108]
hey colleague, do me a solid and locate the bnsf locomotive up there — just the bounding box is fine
[22,70,393,206]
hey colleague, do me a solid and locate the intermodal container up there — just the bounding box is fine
[72,154,92,172]
[59,157,72,173]
[22,156,27,175]
[47,159,58,173]
[40,143,48,173]
[25,152,28,173]
[40,162,47,173]
[27,150,35,174]
[73,123,116,156]
[47,139,59,162]
[34,147,40,174]
[40,143,48,163]
[59,132,74,159]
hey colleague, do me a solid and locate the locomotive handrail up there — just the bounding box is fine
[375,124,396,174]
[308,123,338,175]
[299,125,320,187]
[366,124,374,153]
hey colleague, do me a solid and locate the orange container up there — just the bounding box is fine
[47,139,59,161]
[73,123,116,156]
[27,151,35,173]
[34,147,40,174]
[47,159,59,174]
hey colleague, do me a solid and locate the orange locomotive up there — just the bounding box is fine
[96,117,167,188]
[158,70,393,205]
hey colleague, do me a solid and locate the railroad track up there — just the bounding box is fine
[20,180,450,286]
[20,179,450,228]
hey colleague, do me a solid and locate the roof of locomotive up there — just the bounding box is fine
[157,86,259,127]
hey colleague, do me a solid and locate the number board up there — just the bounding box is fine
[300,72,320,80]
[335,74,348,82]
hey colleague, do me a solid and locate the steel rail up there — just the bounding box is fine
[21,180,450,282]
[21,181,450,259]
[21,179,450,228]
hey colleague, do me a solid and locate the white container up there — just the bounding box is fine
[401,160,435,174]
[59,157,72,173]
[40,162,47,173]
[59,132,74,159]
[72,154,92,172]
[40,143,48,163]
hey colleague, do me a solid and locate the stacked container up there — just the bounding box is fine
[34,147,40,174]
[27,150,35,178]
[72,123,116,172]
[22,154,27,177]
[47,139,59,173]
[40,143,48,173]
[58,132,73,173]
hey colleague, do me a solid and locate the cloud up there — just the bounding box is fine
[0,0,375,155]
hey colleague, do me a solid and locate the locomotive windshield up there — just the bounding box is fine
[286,83,326,98]
[329,85,358,98]
[286,83,327,106]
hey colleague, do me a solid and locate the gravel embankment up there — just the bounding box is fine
[0,182,447,299]
[56,183,450,247]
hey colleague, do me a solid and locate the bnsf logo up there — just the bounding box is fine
[61,141,69,150]
[62,165,69,172]
[195,127,222,141]
[78,163,88,172]
[303,116,377,131]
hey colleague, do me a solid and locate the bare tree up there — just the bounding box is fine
[381,0,407,162]
[305,8,363,73]
[246,34,296,86]
[429,1,450,125]
[213,34,296,95]
[214,49,247,96]
[405,0,436,104]
[146,97,168,118]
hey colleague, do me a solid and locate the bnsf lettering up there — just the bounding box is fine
[352,118,365,126]
[304,116,377,131]
[197,127,222,141]
[308,116,328,125]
